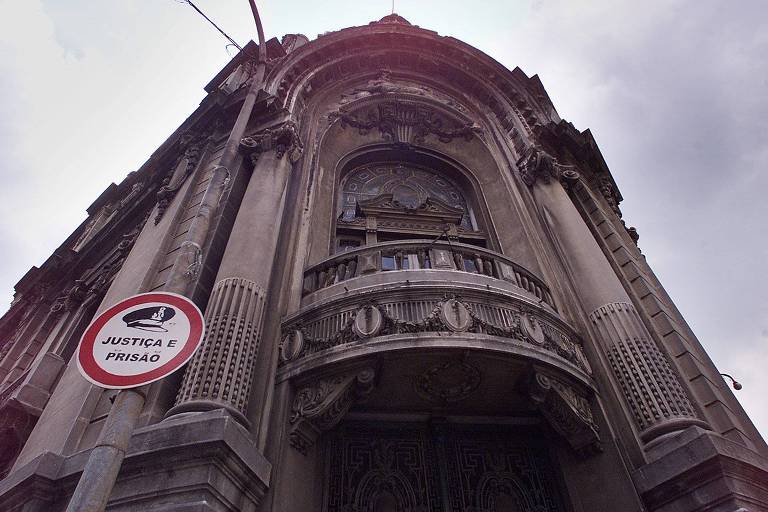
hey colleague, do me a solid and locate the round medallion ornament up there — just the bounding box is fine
[520,313,546,345]
[352,305,383,338]
[439,299,472,332]
[280,329,305,362]
[414,362,481,404]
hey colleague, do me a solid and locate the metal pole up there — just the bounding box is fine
[65,388,145,512]
[65,3,268,510]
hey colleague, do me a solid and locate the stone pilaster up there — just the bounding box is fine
[522,149,707,446]
[165,121,302,427]
[169,278,265,424]
[589,302,702,442]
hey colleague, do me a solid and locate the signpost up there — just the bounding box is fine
[66,293,204,512]
[66,3,266,509]
[77,292,204,389]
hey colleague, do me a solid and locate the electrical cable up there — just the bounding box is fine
[180,0,243,52]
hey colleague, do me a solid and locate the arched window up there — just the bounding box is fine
[335,162,485,253]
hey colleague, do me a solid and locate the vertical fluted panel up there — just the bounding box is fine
[590,302,697,438]
[174,277,265,416]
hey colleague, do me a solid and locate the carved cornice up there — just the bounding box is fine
[239,121,304,165]
[528,371,601,456]
[328,100,481,145]
[289,368,376,454]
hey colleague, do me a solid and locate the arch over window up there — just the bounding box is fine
[334,158,486,253]
[340,163,472,229]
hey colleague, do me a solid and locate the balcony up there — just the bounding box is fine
[301,240,556,310]
[281,241,591,385]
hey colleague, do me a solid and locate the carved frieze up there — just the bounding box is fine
[239,121,304,165]
[329,100,481,145]
[289,368,376,453]
[280,296,591,375]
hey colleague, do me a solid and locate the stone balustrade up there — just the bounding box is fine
[302,240,555,310]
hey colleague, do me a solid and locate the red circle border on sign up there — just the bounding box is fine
[77,292,204,389]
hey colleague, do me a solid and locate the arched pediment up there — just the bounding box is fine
[266,25,559,143]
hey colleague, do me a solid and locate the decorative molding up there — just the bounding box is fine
[239,121,304,165]
[356,193,465,227]
[280,296,591,375]
[173,278,266,419]
[589,302,701,440]
[83,220,145,300]
[414,361,480,404]
[528,371,601,456]
[288,368,376,454]
[516,145,578,188]
[338,71,470,114]
[154,132,210,225]
[49,280,86,315]
[72,180,146,251]
[326,423,567,512]
[598,176,622,217]
[329,100,481,145]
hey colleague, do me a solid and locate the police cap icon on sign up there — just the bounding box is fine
[122,306,177,332]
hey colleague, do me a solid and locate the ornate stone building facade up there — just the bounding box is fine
[1,14,766,512]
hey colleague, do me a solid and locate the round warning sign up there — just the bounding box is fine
[77,292,205,389]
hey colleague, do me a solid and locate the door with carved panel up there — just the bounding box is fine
[324,421,567,512]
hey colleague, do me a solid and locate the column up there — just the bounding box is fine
[167,122,302,425]
[520,146,707,445]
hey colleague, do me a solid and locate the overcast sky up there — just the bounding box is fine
[1,0,766,440]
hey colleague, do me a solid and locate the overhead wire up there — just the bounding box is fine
[178,0,244,52]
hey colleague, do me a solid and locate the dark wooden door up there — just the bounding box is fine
[324,422,566,512]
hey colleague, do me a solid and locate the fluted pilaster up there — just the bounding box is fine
[169,277,265,424]
[525,157,708,446]
[589,302,703,440]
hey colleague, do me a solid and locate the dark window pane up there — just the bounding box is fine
[382,255,397,270]
[463,257,478,272]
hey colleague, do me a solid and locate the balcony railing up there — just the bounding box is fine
[302,240,555,309]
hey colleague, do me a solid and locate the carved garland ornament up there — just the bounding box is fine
[414,361,481,404]
[328,101,481,145]
[280,297,591,375]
